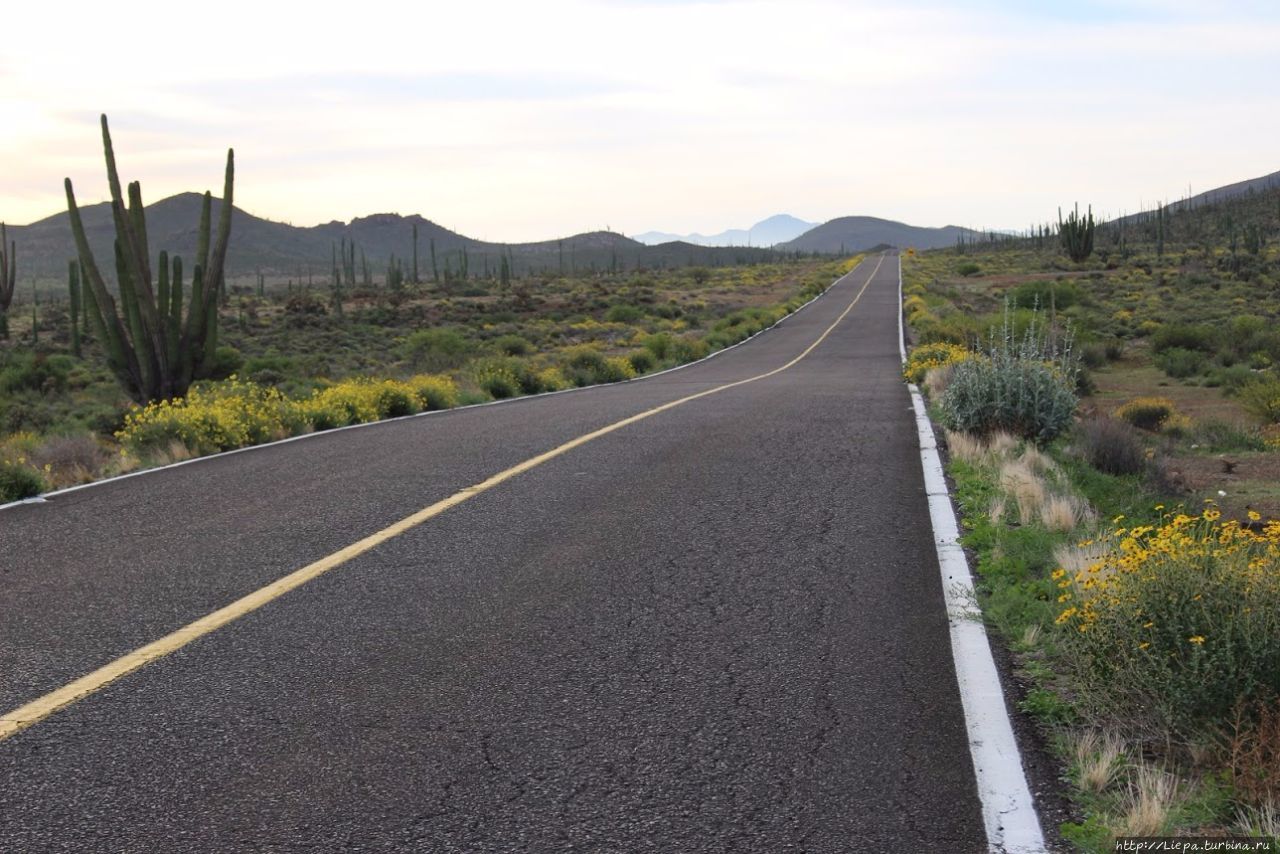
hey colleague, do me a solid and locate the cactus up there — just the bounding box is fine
[1058,203,1095,263]
[387,255,404,291]
[412,222,419,284]
[68,260,82,357]
[0,223,15,339]
[430,238,439,283]
[64,114,234,403]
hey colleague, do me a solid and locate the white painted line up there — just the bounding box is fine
[0,261,865,513]
[898,255,1046,853]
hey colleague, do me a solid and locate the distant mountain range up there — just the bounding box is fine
[633,214,816,247]
[6,194,779,281]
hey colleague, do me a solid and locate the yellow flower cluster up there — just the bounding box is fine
[117,374,459,456]
[903,342,974,385]
[1056,504,1280,730]
[1056,506,1280,638]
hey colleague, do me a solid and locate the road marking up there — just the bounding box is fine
[897,256,1046,853]
[0,255,886,742]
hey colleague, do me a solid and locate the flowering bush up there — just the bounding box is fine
[117,377,304,454]
[904,342,973,384]
[1057,507,1280,735]
[1114,397,1177,432]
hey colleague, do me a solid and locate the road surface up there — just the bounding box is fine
[0,254,995,851]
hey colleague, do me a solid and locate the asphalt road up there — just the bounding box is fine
[0,254,990,852]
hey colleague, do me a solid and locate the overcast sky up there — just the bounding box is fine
[4,0,1279,241]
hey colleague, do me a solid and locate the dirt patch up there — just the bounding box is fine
[1164,452,1280,520]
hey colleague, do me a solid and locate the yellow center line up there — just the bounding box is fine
[0,254,887,742]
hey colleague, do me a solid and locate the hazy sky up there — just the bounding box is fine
[5,0,1279,241]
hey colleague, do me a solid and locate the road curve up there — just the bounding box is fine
[0,255,991,851]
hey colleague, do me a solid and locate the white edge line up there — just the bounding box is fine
[898,254,1046,854]
[1,260,867,513]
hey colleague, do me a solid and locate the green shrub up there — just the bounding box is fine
[1155,346,1207,379]
[206,346,243,380]
[626,349,656,374]
[1192,419,1267,453]
[957,262,981,277]
[401,327,473,371]
[1238,376,1280,423]
[603,304,643,323]
[1151,323,1217,354]
[404,375,459,410]
[471,360,519,399]
[1009,278,1080,310]
[642,333,673,361]
[668,337,710,364]
[0,352,74,394]
[491,334,533,357]
[1206,365,1256,393]
[941,357,1077,443]
[0,460,45,502]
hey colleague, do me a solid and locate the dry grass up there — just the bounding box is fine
[1234,802,1280,840]
[1073,730,1126,794]
[988,495,1007,525]
[1053,540,1109,575]
[29,433,107,489]
[1121,764,1179,837]
[1228,698,1280,808]
[923,363,956,399]
[946,429,989,465]
[1040,493,1094,533]
[999,458,1048,525]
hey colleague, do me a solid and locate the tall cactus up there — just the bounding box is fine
[1058,203,1095,263]
[0,224,15,339]
[64,114,234,403]
[68,260,82,357]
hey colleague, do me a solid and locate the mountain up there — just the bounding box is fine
[633,214,816,247]
[779,216,982,254]
[6,194,783,282]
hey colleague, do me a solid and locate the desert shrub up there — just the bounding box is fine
[1228,698,1280,809]
[206,346,243,380]
[298,380,414,429]
[1192,419,1267,453]
[0,352,74,394]
[942,358,1076,443]
[957,262,981,277]
[598,357,637,383]
[0,460,45,503]
[1151,323,1216,354]
[668,336,710,364]
[689,266,711,285]
[469,359,520,399]
[904,342,973,385]
[1115,397,1177,432]
[642,333,674,361]
[1078,417,1146,476]
[1206,365,1256,393]
[30,433,106,487]
[626,349,656,374]
[401,327,473,371]
[1079,343,1108,370]
[403,375,458,410]
[491,334,533,357]
[1057,509,1280,737]
[1154,347,1208,379]
[1238,376,1280,423]
[604,304,643,323]
[1010,279,1080,310]
[118,378,305,454]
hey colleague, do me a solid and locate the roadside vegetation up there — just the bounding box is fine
[902,189,1280,849]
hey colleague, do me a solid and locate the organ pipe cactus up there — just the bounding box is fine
[64,114,234,403]
[0,224,15,339]
[1058,203,1095,263]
